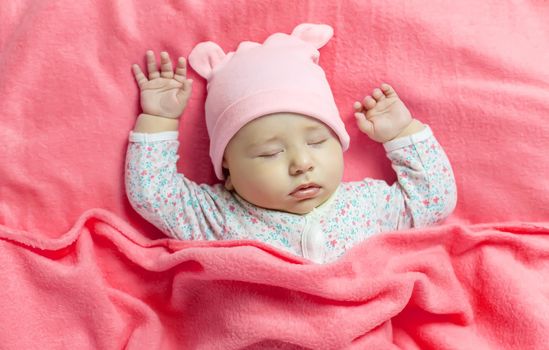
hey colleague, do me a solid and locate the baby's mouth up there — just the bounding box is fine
[290,183,321,200]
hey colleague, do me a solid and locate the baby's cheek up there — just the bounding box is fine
[321,148,344,175]
[237,171,285,208]
[254,167,280,184]
[235,165,268,188]
[251,166,287,192]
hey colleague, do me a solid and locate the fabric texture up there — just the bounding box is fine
[1,210,548,349]
[1,0,549,348]
[1,0,548,234]
[125,126,457,263]
[188,23,350,179]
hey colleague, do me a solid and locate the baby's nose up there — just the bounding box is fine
[289,151,314,175]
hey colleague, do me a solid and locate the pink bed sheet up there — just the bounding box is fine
[1,0,548,238]
[1,0,549,348]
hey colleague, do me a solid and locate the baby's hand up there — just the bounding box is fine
[132,51,193,119]
[353,84,414,143]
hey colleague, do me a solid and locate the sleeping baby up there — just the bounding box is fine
[125,23,457,263]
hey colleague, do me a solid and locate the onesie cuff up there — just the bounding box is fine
[129,131,179,142]
[383,126,433,152]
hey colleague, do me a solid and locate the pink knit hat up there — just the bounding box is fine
[188,23,350,180]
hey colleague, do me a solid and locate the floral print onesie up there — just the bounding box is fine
[125,126,457,263]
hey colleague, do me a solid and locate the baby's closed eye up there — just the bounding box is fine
[307,138,328,146]
[257,149,284,158]
[306,129,331,146]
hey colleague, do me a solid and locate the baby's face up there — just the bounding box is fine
[222,113,344,214]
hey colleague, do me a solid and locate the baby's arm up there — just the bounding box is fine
[126,51,225,240]
[126,136,227,240]
[354,84,457,229]
[373,128,457,230]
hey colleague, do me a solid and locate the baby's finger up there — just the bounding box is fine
[362,96,377,111]
[372,88,385,102]
[160,51,174,79]
[173,57,187,83]
[355,112,375,138]
[353,101,363,111]
[380,83,398,98]
[132,64,148,89]
[177,79,194,102]
[146,50,160,79]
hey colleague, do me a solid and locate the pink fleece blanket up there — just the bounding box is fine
[1,0,549,348]
[2,210,549,349]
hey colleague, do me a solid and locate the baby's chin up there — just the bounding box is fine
[249,197,322,215]
[280,194,333,215]
[253,201,316,215]
[284,206,315,215]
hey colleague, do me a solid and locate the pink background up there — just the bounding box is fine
[1,0,548,239]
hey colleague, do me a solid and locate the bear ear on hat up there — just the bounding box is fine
[188,41,226,79]
[236,40,261,52]
[291,23,334,49]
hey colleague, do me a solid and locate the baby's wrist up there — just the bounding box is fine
[140,113,180,120]
[390,119,425,140]
[133,113,180,133]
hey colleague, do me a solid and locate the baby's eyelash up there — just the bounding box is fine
[259,150,283,158]
[308,139,327,145]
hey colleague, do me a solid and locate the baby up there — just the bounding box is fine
[126,24,457,263]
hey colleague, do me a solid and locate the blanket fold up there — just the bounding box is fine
[2,0,549,348]
[1,209,548,349]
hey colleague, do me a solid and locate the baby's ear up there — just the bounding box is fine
[188,41,226,79]
[223,174,234,191]
[221,159,234,190]
[291,23,333,49]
